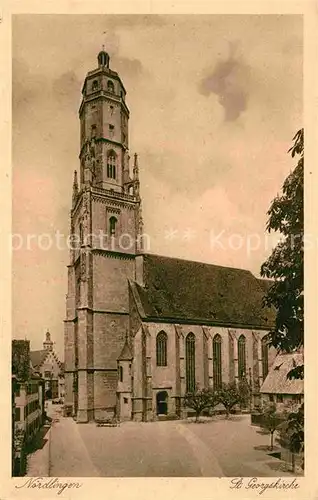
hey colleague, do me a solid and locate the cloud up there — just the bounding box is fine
[52,70,82,100]
[141,148,232,200]
[115,56,144,78]
[198,48,252,121]
[12,58,47,112]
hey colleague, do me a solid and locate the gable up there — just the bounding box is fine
[30,348,63,371]
[30,350,48,369]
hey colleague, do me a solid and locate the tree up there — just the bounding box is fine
[260,129,304,376]
[260,403,286,451]
[260,129,304,456]
[183,387,217,422]
[12,340,30,381]
[215,382,242,418]
[238,376,251,410]
[277,403,304,471]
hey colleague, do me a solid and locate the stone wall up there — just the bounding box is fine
[132,323,275,421]
[92,253,135,311]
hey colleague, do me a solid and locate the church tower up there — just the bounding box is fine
[64,49,143,422]
[43,330,53,352]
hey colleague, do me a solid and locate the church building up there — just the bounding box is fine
[30,331,64,400]
[64,49,276,423]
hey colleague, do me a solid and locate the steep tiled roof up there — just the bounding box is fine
[30,349,48,369]
[133,253,275,328]
[30,348,63,370]
[260,352,304,395]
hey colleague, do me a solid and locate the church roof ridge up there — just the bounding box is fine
[139,251,260,276]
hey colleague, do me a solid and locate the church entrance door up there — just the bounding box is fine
[156,391,168,415]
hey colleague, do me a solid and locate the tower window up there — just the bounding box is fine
[119,365,123,382]
[92,80,98,91]
[186,333,196,392]
[91,124,97,138]
[107,150,117,179]
[79,223,83,245]
[109,216,117,237]
[238,335,246,380]
[212,334,222,390]
[107,80,114,93]
[156,331,167,366]
[110,105,114,115]
[109,124,114,139]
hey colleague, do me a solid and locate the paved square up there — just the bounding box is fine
[26,404,302,477]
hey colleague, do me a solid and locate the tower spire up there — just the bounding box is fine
[133,153,140,199]
[133,153,139,180]
[72,170,79,206]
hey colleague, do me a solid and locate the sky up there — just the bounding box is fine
[12,14,303,358]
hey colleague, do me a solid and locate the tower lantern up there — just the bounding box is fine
[43,330,53,351]
[97,47,109,68]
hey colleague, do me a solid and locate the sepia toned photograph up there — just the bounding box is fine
[11,13,304,481]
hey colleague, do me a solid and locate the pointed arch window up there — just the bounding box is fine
[107,150,117,179]
[186,333,196,392]
[213,334,222,390]
[109,124,115,139]
[238,335,246,380]
[156,331,167,366]
[109,216,117,237]
[262,335,269,379]
[91,124,97,138]
[79,223,83,245]
[107,80,114,93]
[119,365,123,382]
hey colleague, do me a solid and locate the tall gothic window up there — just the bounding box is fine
[156,331,167,366]
[107,80,114,93]
[262,335,269,379]
[186,333,196,392]
[213,334,222,390]
[79,223,83,245]
[109,216,117,237]
[238,335,246,379]
[107,150,116,179]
